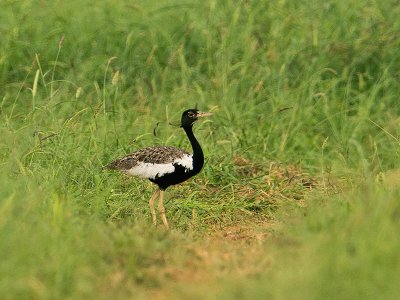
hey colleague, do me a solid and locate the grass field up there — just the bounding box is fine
[1,0,400,299]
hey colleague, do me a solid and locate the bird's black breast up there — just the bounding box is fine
[150,162,200,190]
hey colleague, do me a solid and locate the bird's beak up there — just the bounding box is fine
[197,111,213,118]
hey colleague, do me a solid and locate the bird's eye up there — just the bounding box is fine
[188,112,195,118]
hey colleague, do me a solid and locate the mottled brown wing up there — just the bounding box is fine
[105,146,190,171]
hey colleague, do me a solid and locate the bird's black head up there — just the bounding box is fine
[180,109,212,127]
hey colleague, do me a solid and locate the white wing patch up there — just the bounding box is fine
[125,154,193,179]
[173,154,193,171]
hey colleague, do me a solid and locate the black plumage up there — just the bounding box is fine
[105,108,212,229]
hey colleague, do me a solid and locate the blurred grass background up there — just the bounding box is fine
[1,0,400,299]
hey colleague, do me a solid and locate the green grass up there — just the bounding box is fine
[1,0,400,298]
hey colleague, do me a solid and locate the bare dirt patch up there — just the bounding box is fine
[142,215,280,299]
[136,159,319,298]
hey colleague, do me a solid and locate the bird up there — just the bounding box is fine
[105,108,212,229]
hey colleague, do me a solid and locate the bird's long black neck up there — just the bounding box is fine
[183,125,204,173]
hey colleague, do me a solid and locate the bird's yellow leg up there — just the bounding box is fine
[158,190,169,230]
[149,189,160,226]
